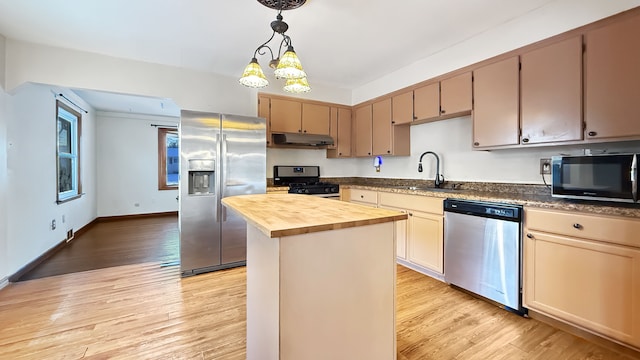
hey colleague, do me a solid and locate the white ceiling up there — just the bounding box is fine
[0,0,633,115]
[0,0,560,90]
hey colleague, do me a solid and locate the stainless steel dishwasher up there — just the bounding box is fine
[444,199,526,315]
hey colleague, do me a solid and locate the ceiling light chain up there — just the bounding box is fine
[239,0,310,93]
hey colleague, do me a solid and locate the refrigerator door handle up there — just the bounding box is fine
[216,133,222,222]
[221,133,228,221]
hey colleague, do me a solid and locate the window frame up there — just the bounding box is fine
[56,100,82,204]
[158,127,179,190]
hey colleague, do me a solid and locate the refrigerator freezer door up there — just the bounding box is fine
[221,114,266,264]
[179,111,222,273]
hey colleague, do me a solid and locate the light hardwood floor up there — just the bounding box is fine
[0,263,638,359]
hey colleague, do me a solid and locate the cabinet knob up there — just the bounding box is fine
[441,109,446,114]
[526,233,533,239]
[338,152,342,156]
[303,130,307,133]
[298,129,302,133]
[522,138,529,143]
[408,212,413,216]
[360,195,364,198]
[387,150,391,154]
[587,131,597,137]
[473,142,480,146]
[413,115,418,120]
[391,121,396,124]
[368,152,371,155]
[573,223,583,229]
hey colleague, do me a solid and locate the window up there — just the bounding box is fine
[56,100,82,203]
[158,127,179,190]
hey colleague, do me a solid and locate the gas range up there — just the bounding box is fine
[273,166,340,197]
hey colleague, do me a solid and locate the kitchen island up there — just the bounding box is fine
[222,194,408,360]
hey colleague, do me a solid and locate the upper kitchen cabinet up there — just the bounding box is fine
[413,83,440,121]
[520,36,583,144]
[473,56,520,148]
[270,98,302,134]
[354,105,373,157]
[391,90,414,125]
[301,103,330,135]
[585,13,640,140]
[412,73,472,123]
[269,98,330,136]
[327,107,352,158]
[439,72,472,117]
[372,98,410,156]
[372,98,393,155]
[258,95,271,146]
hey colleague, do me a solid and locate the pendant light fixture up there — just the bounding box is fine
[239,0,311,93]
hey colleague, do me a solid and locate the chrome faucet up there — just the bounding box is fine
[418,151,444,188]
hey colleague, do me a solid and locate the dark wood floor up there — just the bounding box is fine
[19,214,179,281]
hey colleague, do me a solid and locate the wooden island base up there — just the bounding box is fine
[222,194,406,360]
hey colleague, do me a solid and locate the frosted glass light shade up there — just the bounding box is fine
[283,77,311,93]
[274,47,306,79]
[239,58,269,88]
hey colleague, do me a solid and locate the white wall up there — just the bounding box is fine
[4,40,352,114]
[0,88,8,283]
[97,112,179,216]
[352,0,640,103]
[0,34,6,89]
[5,83,97,276]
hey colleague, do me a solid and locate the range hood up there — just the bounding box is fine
[272,133,334,146]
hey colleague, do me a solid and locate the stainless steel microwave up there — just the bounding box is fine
[551,154,638,203]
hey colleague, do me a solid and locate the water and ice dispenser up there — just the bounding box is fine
[187,159,215,195]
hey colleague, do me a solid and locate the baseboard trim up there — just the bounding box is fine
[8,237,68,282]
[97,211,178,222]
[8,211,178,282]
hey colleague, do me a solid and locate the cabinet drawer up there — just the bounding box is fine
[379,192,443,215]
[349,189,377,205]
[525,207,640,248]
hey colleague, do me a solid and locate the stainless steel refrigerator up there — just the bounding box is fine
[179,110,266,276]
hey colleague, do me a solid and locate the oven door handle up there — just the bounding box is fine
[632,154,637,202]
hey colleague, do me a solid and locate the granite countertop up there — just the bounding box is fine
[222,194,407,238]
[342,184,640,219]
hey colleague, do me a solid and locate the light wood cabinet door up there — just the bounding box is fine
[328,107,338,150]
[372,98,393,156]
[521,36,583,144]
[392,90,414,125]
[354,105,373,157]
[258,95,271,146]
[380,205,408,260]
[328,107,352,157]
[301,103,330,135]
[270,98,302,134]
[473,56,520,148]
[585,13,640,140]
[524,230,640,348]
[407,210,444,274]
[414,82,440,121]
[336,108,352,157]
[440,72,472,116]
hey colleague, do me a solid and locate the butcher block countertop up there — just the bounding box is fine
[222,193,408,238]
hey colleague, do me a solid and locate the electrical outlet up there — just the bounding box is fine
[51,219,56,230]
[540,158,551,175]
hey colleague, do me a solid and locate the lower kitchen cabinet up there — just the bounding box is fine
[523,207,640,349]
[379,192,444,276]
[379,204,408,260]
[347,189,378,207]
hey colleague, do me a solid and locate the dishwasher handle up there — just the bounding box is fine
[444,199,522,222]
